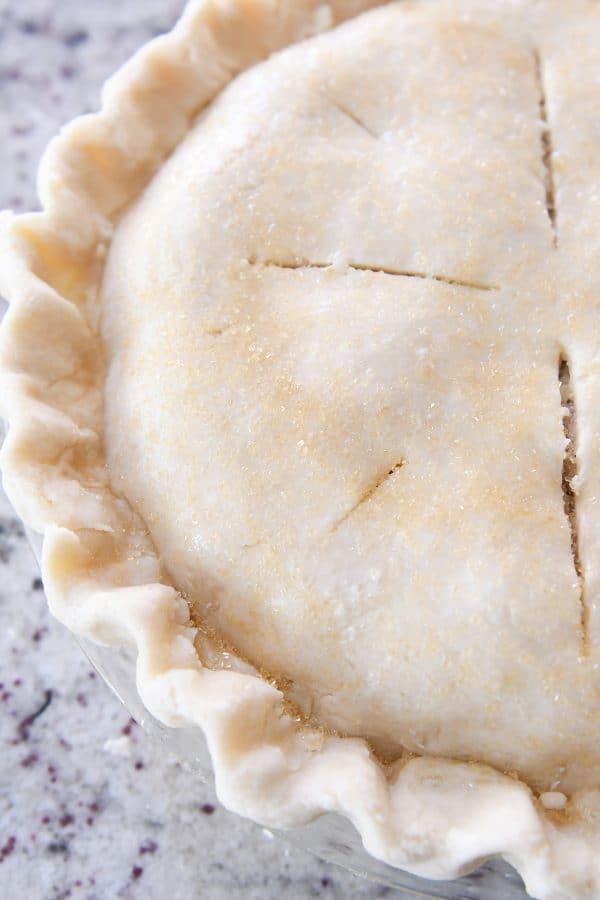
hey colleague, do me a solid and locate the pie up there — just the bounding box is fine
[1,1,599,897]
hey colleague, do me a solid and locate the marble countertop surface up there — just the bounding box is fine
[0,2,411,899]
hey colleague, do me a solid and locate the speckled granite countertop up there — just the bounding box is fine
[0,3,408,899]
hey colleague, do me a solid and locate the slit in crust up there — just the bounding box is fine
[247,257,498,291]
[331,99,379,138]
[534,50,557,245]
[332,461,405,532]
[559,352,587,653]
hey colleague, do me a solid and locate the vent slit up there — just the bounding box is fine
[247,258,497,292]
[332,462,405,533]
[534,50,558,244]
[332,101,378,139]
[559,353,588,653]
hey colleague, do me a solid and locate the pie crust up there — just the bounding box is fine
[1,2,600,898]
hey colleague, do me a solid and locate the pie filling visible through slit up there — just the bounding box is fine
[2,1,600,897]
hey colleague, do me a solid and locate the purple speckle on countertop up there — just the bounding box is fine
[32,626,49,643]
[21,751,39,768]
[17,689,53,742]
[0,836,17,863]
[62,29,88,48]
[138,840,158,855]
[121,717,137,737]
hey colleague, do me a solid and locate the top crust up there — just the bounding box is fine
[2,2,600,898]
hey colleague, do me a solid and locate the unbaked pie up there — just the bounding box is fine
[1,1,600,897]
